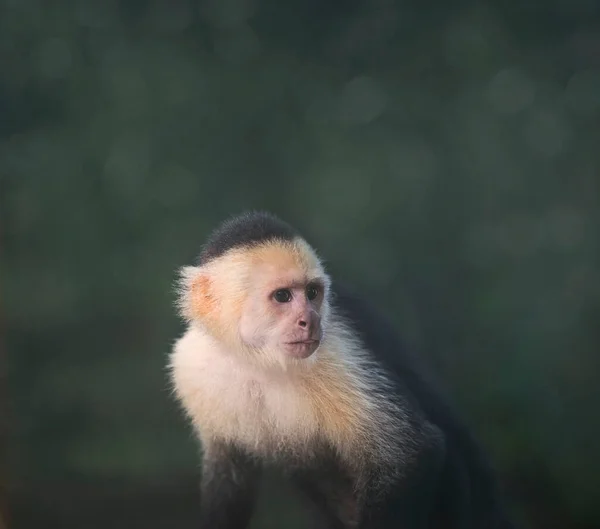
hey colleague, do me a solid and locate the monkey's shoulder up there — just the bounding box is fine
[330,282,437,393]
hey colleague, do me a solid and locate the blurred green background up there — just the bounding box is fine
[2,0,599,528]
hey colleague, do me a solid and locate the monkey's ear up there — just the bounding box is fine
[176,266,216,321]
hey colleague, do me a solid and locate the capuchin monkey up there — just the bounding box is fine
[168,211,516,529]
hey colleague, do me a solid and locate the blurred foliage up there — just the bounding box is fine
[1,0,600,527]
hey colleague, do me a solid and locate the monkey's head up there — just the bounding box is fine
[177,212,331,367]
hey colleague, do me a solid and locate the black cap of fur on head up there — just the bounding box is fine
[198,211,299,265]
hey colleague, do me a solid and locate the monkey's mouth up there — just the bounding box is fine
[284,340,320,358]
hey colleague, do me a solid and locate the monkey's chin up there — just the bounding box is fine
[283,340,320,359]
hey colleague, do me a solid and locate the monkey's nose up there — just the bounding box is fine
[297,311,320,332]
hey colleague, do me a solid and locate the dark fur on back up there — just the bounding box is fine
[198,211,298,265]
[331,281,515,529]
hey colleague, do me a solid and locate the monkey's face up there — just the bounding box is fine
[236,241,329,362]
[239,274,325,359]
[180,238,330,364]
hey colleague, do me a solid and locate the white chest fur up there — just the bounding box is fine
[169,327,330,455]
[169,324,408,469]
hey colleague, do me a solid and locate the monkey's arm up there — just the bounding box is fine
[198,438,262,529]
[294,424,448,529]
[358,423,447,529]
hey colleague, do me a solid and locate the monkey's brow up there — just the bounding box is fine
[276,277,324,290]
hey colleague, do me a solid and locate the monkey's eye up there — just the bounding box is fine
[273,289,292,303]
[306,285,320,301]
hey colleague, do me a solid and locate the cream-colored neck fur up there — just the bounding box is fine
[169,317,410,471]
